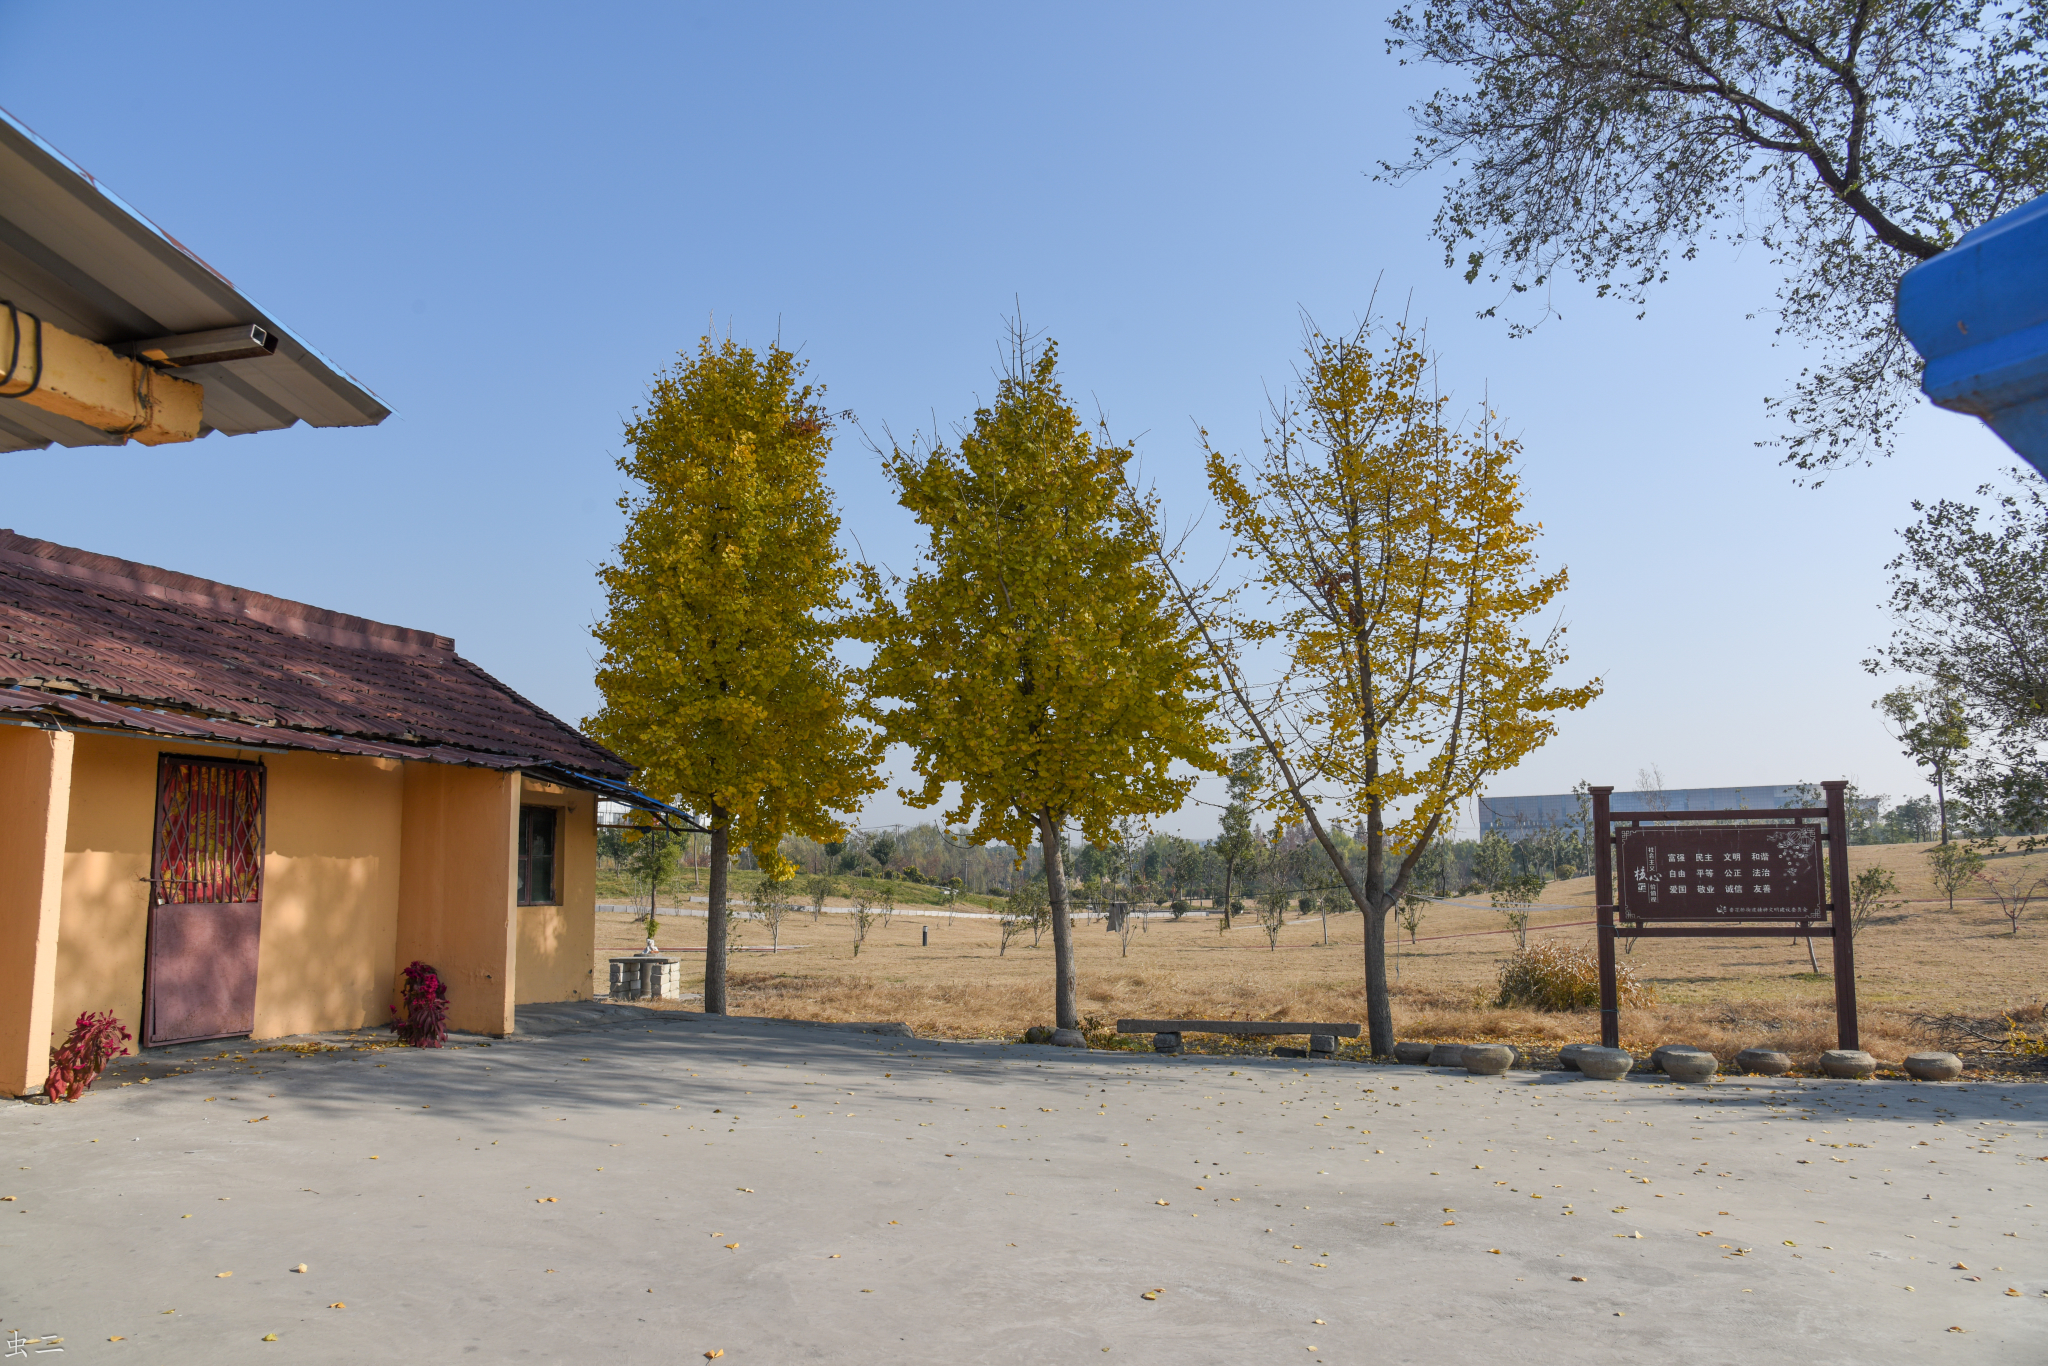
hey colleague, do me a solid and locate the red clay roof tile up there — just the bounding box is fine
[0,529,627,779]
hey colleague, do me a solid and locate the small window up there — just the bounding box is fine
[518,805,559,905]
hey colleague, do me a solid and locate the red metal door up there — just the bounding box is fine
[143,755,266,1047]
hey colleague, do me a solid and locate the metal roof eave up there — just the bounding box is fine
[0,104,393,451]
[530,764,708,834]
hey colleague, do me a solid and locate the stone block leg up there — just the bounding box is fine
[1463,1044,1513,1075]
[1576,1047,1633,1081]
[1308,1034,1337,1056]
[1735,1047,1792,1076]
[1820,1049,1876,1079]
[1153,1032,1183,1054]
[1903,1052,1963,1081]
[1660,1048,1719,1082]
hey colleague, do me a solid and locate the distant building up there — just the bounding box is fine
[1476,786,1803,839]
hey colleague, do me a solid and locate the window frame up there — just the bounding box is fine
[517,803,561,906]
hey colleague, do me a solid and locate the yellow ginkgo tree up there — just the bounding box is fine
[855,335,1223,1031]
[1176,317,1601,1054]
[587,337,882,1014]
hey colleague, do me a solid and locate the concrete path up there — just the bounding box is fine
[3,1011,2044,1364]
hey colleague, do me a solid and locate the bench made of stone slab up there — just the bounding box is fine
[1119,1020,1358,1057]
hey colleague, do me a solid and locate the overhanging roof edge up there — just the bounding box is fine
[0,103,394,425]
[529,764,707,833]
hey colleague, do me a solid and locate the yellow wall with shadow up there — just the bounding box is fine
[515,781,595,1004]
[253,751,403,1036]
[52,733,159,1050]
[43,733,599,1056]
[396,763,518,1035]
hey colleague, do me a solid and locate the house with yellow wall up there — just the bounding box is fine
[0,530,684,1097]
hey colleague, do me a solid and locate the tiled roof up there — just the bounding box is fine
[0,529,627,779]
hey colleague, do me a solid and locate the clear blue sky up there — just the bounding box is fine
[0,3,2017,838]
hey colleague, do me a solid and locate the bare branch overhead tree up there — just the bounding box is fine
[1383,0,2048,474]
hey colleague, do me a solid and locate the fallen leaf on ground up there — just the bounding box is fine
[705,1351,724,1360]
[261,1334,277,1341]
[216,1272,232,1278]
[328,1303,345,1309]
[1570,1276,1586,1282]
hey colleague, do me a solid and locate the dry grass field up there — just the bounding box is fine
[593,840,2048,1077]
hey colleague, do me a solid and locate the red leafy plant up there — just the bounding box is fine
[44,1010,133,1101]
[391,960,449,1047]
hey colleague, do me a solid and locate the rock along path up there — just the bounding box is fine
[3,1005,2044,1364]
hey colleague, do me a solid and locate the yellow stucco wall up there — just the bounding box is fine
[52,733,159,1051]
[396,763,518,1035]
[37,732,597,1055]
[252,751,403,1037]
[515,780,595,1005]
[0,726,72,1097]
[51,737,408,1050]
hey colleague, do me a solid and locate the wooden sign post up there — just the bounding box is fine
[1592,780,1858,1050]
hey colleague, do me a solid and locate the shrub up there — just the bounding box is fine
[391,960,449,1047]
[1494,941,1654,1012]
[44,1010,132,1101]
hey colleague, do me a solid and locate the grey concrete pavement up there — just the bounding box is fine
[3,1009,2044,1364]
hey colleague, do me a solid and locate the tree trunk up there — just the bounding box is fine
[1361,900,1393,1054]
[1936,768,1949,845]
[1037,809,1079,1029]
[705,810,730,1015]
[1220,862,1235,931]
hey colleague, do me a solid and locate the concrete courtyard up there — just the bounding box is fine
[3,1005,2044,1364]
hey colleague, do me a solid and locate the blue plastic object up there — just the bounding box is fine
[1897,193,2048,474]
